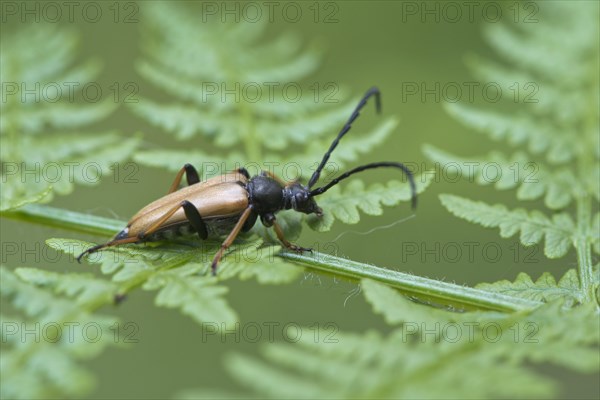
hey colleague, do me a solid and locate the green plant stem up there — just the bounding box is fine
[280,252,539,312]
[3,204,542,313]
[575,195,595,302]
[4,204,124,236]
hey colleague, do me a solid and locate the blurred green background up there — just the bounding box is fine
[1,1,595,398]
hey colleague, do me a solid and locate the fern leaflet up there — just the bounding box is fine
[424,2,599,303]
[0,24,139,211]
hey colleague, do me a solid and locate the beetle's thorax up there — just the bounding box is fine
[247,175,284,214]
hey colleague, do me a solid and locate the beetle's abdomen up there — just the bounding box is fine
[124,177,249,239]
[146,217,240,241]
[115,215,242,243]
[145,223,197,241]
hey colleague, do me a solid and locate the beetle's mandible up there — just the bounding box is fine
[77,87,417,274]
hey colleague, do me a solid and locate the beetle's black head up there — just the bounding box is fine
[284,183,323,217]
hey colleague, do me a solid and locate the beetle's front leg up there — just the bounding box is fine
[167,163,201,194]
[263,214,312,253]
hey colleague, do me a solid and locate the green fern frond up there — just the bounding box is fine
[14,268,117,306]
[475,270,581,305]
[423,145,583,209]
[143,267,237,325]
[1,266,79,322]
[131,2,350,154]
[442,101,597,167]
[440,194,576,258]
[443,104,572,162]
[424,2,599,303]
[218,244,303,284]
[46,238,304,326]
[132,117,397,182]
[593,214,600,254]
[0,98,115,136]
[157,278,600,399]
[0,186,52,213]
[129,3,417,234]
[0,24,113,135]
[132,149,241,173]
[362,279,599,373]
[2,342,97,399]
[174,389,245,399]
[197,326,555,399]
[1,133,140,212]
[480,6,597,89]
[0,267,122,399]
[308,175,433,231]
[361,278,461,326]
[510,302,600,372]
[0,25,139,211]
[46,238,235,324]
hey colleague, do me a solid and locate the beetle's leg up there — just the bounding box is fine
[168,163,200,194]
[260,170,295,186]
[144,200,208,240]
[211,207,253,275]
[234,167,250,179]
[242,210,258,232]
[78,200,208,263]
[273,220,312,253]
[140,200,203,239]
[77,236,140,263]
[181,201,208,240]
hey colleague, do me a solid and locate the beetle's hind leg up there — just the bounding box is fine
[78,200,209,263]
[76,236,140,263]
[168,163,200,194]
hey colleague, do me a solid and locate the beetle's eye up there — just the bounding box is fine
[296,192,307,203]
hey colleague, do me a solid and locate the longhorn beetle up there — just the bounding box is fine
[77,87,417,274]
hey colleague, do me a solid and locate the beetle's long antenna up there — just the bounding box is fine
[309,162,417,209]
[307,87,381,189]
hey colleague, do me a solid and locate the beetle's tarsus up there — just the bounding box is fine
[76,244,104,263]
[289,244,313,253]
[272,221,311,253]
[77,248,91,263]
[114,293,127,305]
